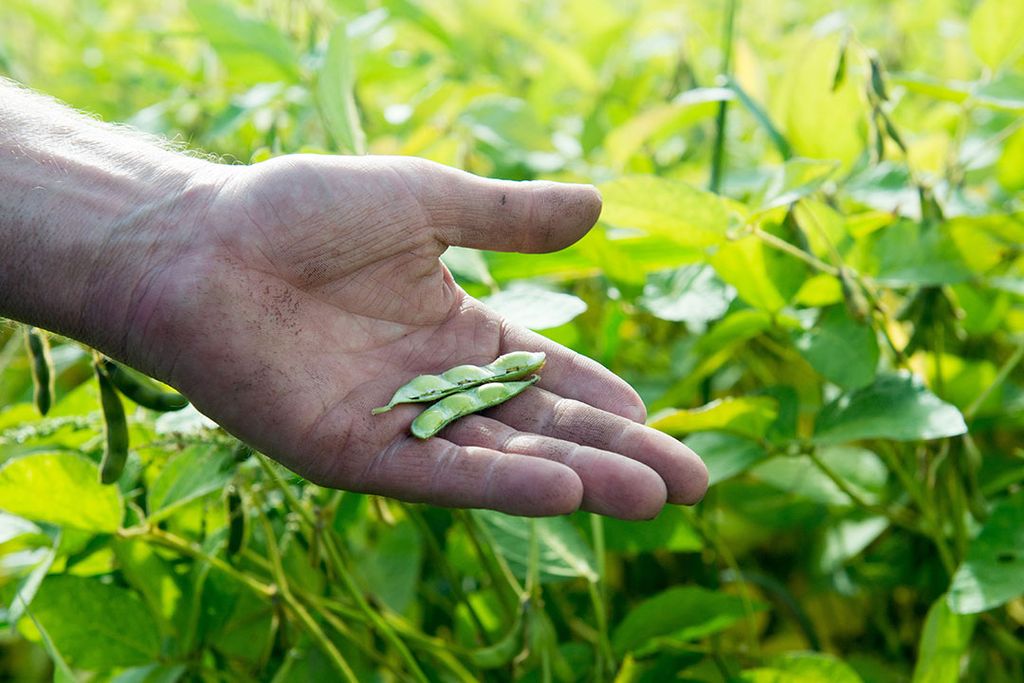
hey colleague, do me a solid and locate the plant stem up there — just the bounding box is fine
[252,504,359,683]
[588,514,615,678]
[255,457,430,683]
[807,449,918,532]
[709,0,739,194]
[965,338,1024,420]
[752,226,841,276]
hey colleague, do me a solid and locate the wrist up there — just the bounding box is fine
[0,83,228,369]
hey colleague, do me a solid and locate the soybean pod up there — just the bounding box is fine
[99,357,189,412]
[225,485,246,557]
[94,359,130,485]
[411,376,539,439]
[372,351,545,414]
[24,327,54,416]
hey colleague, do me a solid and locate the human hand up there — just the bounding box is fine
[116,155,708,519]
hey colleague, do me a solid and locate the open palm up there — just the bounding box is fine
[137,155,706,519]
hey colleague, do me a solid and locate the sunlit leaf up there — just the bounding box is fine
[147,444,235,521]
[972,73,1024,112]
[710,235,806,312]
[612,586,764,656]
[948,489,1024,613]
[599,176,737,249]
[474,510,597,583]
[650,396,779,440]
[480,284,587,330]
[28,575,161,669]
[188,0,299,83]
[794,304,879,389]
[317,21,367,154]
[0,453,123,533]
[639,264,735,326]
[968,0,1024,70]
[742,652,865,683]
[913,596,976,682]
[814,372,967,443]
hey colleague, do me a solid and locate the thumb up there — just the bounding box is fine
[413,161,603,253]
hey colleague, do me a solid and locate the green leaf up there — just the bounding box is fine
[774,36,866,171]
[996,126,1024,192]
[600,506,702,555]
[710,235,806,313]
[442,246,494,286]
[870,220,974,286]
[111,664,188,683]
[0,452,123,532]
[147,444,235,521]
[972,73,1024,112]
[473,510,597,583]
[459,95,558,171]
[912,597,976,682]
[695,309,774,355]
[742,652,865,683]
[818,516,889,573]
[814,372,967,444]
[28,575,161,670]
[684,432,767,486]
[480,284,587,330]
[611,585,762,656]
[317,21,367,154]
[604,88,730,169]
[890,73,971,104]
[948,489,1024,613]
[599,176,737,249]
[968,0,1024,70]
[188,0,299,84]
[752,447,887,506]
[639,265,734,326]
[359,519,423,614]
[650,397,779,440]
[759,158,838,211]
[794,304,879,389]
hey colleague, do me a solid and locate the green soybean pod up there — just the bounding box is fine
[24,327,54,416]
[100,358,189,412]
[411,376,539,440]
[94,360,130,485]
[371,351,545,414]
[225,485,246,557]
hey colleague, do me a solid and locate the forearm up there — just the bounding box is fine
[0,78,219,358]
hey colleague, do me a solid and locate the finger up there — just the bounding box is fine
[327,435,584,517]
[484,388,709,505]
[442,415,667,520]
[414,161,602,253]
[496,318,647,423]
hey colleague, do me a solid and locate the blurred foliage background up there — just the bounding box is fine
[2,0,1024,681]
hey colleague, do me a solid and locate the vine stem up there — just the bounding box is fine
[751,226,840,276]
[965,338,1024,420]
[588,514,615,678]
[708,0,739,194]
[122,525,358,681]
[806,449,918,532]
[252,503,360,683]
[255,456,431,683]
